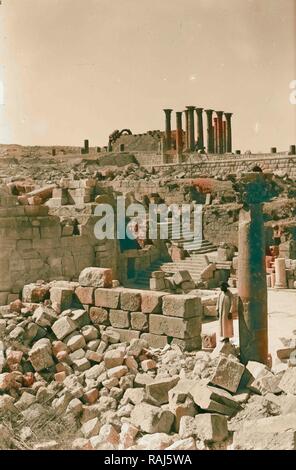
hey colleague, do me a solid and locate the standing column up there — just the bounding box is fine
[274,258,287,288]
[186,106,196,152]
[224,112,233,153]
[205,109,214,153]
[223,120,227,153]
[176,111,183,157]
[184,109,189,150]
[195,108,204,151]
[216,111,224,154]
[236,172,275,365]
[163,109,173,150]
[213,117,218,153]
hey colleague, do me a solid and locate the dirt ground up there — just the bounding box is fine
[202,289,296,364]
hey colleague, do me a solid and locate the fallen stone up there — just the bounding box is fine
[130,403,174,434]
[79,267,113,288]
[137,433,173,450]
[278,368,296,395]
[51,317,76,340]
[179,414,228,442]
[165,437,196,450]
[210,356,245,393]
[81,417,101,438]
[145,376,180,406]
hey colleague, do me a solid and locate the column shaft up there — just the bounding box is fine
[205,109,214,153]
[224,113,233,153]
[186,106,195,151]
[176,112,183,156]
[163,109,173,150]
[216,111,224,154]
[213,118,218,154]
[195,108,204,150]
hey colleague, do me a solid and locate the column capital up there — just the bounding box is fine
[195,107,203,113]
[186,106,196,111]
[224,112,233,119]
[205,109,213,114]
[163,108,173,114]
[216,110,224,117]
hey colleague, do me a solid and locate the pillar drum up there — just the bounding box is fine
[274,258,287,288]
[237,204,268,364]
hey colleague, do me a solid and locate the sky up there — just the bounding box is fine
[0,0,295,152]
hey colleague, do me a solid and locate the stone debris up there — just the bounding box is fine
[0,272,295,451]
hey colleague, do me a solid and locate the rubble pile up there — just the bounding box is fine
[1,269,296,450]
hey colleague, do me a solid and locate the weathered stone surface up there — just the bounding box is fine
[81,417,100,438]
[210,356,245,393]
[140,333,168,349]
[67,334,86,352]
[190,382,241,416]
[75,286,94,305]
[141,291,164,314]
[162,294,202,319]
[120,290,141,311]
[130,403,174,434]
[278,368,296,395]
[149,314,201,339]
[79,267,112,288]
[95,288,120,309]
[179,414,228,442]
[52,316,76,340]
[50,287,73,312]
[165,437,196,450]
[89,307,109,325]
[104,349,125,369]
[233,413,296,450]
[109,309,130,329]
[22,283,50,303]
[29,343,54,371]
[131,312,148,331]
[172,270,193,286]
[106,327,140,343]
[145,376,180,406]
[137,433,173,450]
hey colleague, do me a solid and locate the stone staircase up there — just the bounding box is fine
[134,253,210,289]
[166,220,217,254]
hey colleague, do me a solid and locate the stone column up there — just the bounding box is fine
[274,258,287,288]
[84,139,89,154]
[184,109,189,150]
[213,117,218,154]
[195,108,204,150]
[224,112,233,153]
[186,106,196,152]
[205,109,214,153]
[163,109,173,150]
[223,120,227,153]
[176,111,183,158]
[216,111,224,154]
[236,172,275,365]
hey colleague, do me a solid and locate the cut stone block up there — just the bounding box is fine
[162,294,202,319]
[120,290,141,311]
[210,356,245,393]
[145,376,180,406]
[79,267,112,288]
[179,414,228,442]
[172,270,193,286]
[140,333,168,349]
[52,317,77,340]
[28,344,54,371]
[75,286,94,305]
[149,314,201,339]
[109,309,130,329]
[131,312,148,331]
[141,291,164,314]
[50,287,73,313]
[278,368,296,395]
[89,307,109,325]
[95,288,120,309]
[130,403,174,434]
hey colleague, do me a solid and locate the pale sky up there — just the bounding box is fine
[0,0,295,152]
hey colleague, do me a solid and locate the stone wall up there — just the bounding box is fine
[74,281,202,352]
[0,188,119,305]
[134,153,296,179]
